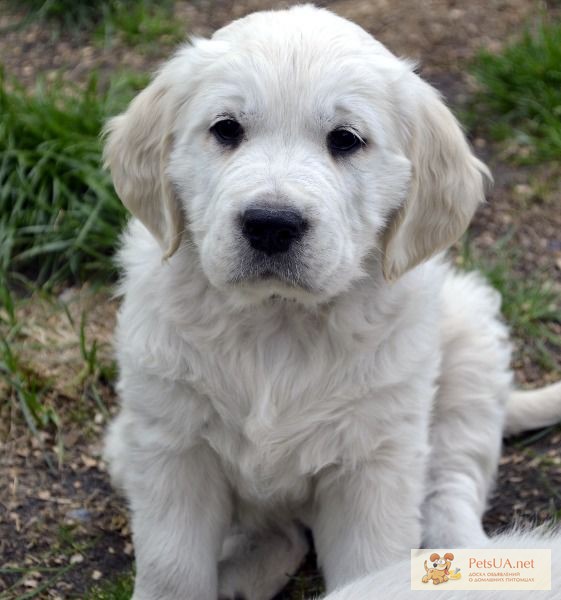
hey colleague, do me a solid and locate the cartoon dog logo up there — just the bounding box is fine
[422,552,461,585]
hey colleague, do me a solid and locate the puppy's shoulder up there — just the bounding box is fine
[116,219,170,294]
[114,219,214,378]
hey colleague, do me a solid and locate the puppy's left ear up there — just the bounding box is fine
[103,59,187,258]
[382,77,491,281]
[444,553,454,561]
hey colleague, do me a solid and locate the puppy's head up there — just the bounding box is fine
[104,5,489,305]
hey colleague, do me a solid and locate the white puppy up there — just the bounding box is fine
[103,5,561,600]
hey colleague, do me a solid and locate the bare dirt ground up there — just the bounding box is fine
[1,1,560,598]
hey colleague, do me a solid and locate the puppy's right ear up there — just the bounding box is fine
[382,74,490,281]
[429,553,440,562]
[103,69,185,258]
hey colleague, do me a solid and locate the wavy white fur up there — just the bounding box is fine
[103,5,561,599]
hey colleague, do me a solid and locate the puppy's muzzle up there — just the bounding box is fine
[241,207,307,255]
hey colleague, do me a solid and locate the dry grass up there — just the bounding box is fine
[9,288,116,397]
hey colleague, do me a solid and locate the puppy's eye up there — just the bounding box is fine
[211,119,243,145]
[327,128,363,155]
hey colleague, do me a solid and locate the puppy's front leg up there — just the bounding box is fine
[127,442,231,600]
[312,449,425,592]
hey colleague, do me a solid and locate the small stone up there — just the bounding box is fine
[514,183,532,198]
[81,454,98,469]
[67,508,92,523]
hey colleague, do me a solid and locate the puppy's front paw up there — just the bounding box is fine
[218,524,308,600]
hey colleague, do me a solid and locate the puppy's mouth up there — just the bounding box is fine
[227,253,312,293]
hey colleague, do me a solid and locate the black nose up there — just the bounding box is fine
[241,208,307,255]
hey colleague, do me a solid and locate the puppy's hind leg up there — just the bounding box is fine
[422,270,513,548]
[218,522,309,600]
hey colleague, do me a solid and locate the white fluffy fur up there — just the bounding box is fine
[103,5,561,599]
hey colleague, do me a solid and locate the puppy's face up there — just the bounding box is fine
[105,6,489,305]
[171,18,410,303]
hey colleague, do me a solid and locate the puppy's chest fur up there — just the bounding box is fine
[200,320,382,502]
[118,258,443,504]
[220,325,434,503]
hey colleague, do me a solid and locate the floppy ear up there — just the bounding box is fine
[444,553,454,561]
[382,77,491,281]
[103,70,185,258]
[429,553,440,562]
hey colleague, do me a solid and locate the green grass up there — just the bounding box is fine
[7,0,110,29]
[7,0,183,53]
[0,525,104,600]
[96,1,184,51]
[0,283,58,451]
[8,0,180,42]
[470,20,561,163]
[0,331,59,439]
[0,69,148,287]
[84,572,134,600]
[459,236,561,373]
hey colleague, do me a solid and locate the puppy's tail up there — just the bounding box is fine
[505,381,561,436]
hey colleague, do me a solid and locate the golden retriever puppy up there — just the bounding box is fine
[103,6,561,599]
